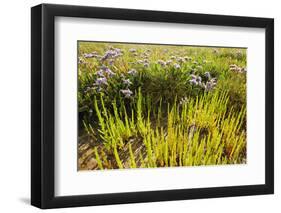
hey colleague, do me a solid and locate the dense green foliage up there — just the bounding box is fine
[78,42,247,170]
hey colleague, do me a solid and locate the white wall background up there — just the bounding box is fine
[0,0,279,212]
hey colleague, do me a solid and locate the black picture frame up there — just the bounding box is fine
[31,3,274,209]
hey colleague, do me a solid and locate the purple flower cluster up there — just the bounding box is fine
[82,45,224,101]
[101,48,122,61]
[189,74,201,86]
[174,63,181,69]
[177,57,185,63]
[229,64,247,73]
[94,77,107,86]
[123,79,132,86]
[166,60,172,65]
[120,89,133,98]
[128,69,137,75]
[142,52,150,58]
[189,72,217,92]
[204,79,217,91]
[98,66,116,77]
[103,67,116,77]
[137,59,149,68]
[92,65,118,92]
[83,51,100,59]
[157,60,166,67]
[205,71,211,79]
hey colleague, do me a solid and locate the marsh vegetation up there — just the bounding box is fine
[78,42,247,170]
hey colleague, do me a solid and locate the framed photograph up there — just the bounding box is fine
[31,3,274,209]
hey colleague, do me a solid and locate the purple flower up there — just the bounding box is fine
[205,82,213,91]
[94,77,107,86]
[143,52,149,57]
[189,79,198,85]
[96,70,104,77]
[177,57,184,63]
[128,69,137,75]
[101,52,112,61]
[99,66,115,77]
[83,51,99,58]
[205,72,211,79]
[166,60,172,65]
[157,60,166,67]
[190,74,197,79]
[101,48,122,61]
[204,79,217,91]
[210,78,217,83]
[229,64,246,73]
[174,63,181,69]
[120,89,133,98]
[109,59,114,65]
[143,62,149,68]
[104,67,115,76]
[123,79,132,86]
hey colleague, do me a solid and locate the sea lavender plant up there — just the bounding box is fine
[189,78,198,85]
[120,89,133,98]
[143,62,149,68]
[83,51,100,58]
[205,71,211,79]
[128,69,137,75]
[101,48,122,61]
[174,63,181,69]
[177,57,185,63]
[166,60,172,65]
[229,64,247,73]
[190,74,197,80]
[103,67,116,77]
[94,77,108,86]
[157,60,166,67]
[96,70,104,77]
[123,79,132,86]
